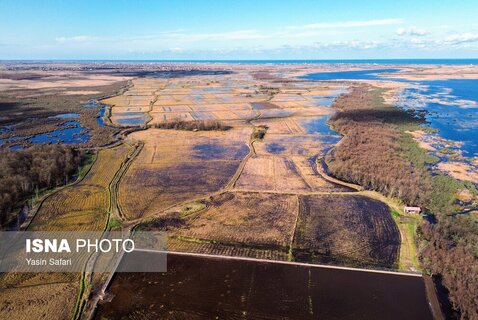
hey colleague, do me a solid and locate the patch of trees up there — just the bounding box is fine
[0,145,81,227]
[420,216,478,319]
[252,125,268,140]
[328,85,477,318]
[152,119,230,131]
[327,86,433,208]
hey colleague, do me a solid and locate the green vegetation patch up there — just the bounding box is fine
[152,119,231,131]
[252,125,268,141]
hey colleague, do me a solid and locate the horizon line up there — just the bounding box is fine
[2,58,478,65]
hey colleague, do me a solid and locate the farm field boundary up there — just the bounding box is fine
[136,249,423,277]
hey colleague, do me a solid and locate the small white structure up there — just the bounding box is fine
[404,206,421,214]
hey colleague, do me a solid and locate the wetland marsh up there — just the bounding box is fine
[3,61,475,319]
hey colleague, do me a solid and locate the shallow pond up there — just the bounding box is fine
[311,88,348,107]
[251,102,277,110]
[191,112,216,120]
[26,121,90,144]
[1,121,91,146]
[202,87,231,93]
[48,113,80,119]
[114,113,148,126]
[82,99,107,127]
[115,117,147,126]
[0,124,15,134]
[266,142,287,154]
[193,143,249,161]
[97,107,106,127]
[300,116,338,135]
[82,99,101,108]
[8,144,26,150]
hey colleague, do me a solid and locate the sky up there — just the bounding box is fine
[1,0,478,60]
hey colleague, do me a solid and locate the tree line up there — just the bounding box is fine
[0,145,81,227]
[152,119,230,131]
[328,85,477,319]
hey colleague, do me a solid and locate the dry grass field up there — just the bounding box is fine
[293,195,400,268]
[236,128,346,192]
[94,70,404,272]
[140,192,400,267]
[0,281,79,320]
[119,127,251,220]
[29,144,133,230]
[102,73,270,126]
[252,118,304,134]
[0,144,134,320]
[168,238,291,260]
[173,192,299,248]
[235,156,310,192]
[140,191,299,260]
[254,134,326,156]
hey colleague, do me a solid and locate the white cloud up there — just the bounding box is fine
[396,27,428,36]
[314,40,383,50]
[296,18,404,30]
[52,21,478,56]
[55,35,98,43]
[441,33,478,45]
[54,18,404,46]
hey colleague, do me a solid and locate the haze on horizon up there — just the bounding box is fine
[1,0,478,60]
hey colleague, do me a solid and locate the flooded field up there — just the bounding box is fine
[119,127,251,220]
[95,253,434,320]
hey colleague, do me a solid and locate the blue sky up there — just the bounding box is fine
[1,0,478,60]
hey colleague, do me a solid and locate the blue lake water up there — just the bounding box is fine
[27,121,91,144]
[1,121,91,147]
[397,80,478,157]
[300,116,338,136]
[0,134,25,147]
[83,99,101,108]
[8,144,26,150]
[1,101,98,149]
[310,96,335,107]
[309,88,348,107]
[48,113,80,119]
[302,70,478,157]
[0,124,15,134]
[82,99,107,127]
[301,69,401,81]
[97,107,106,126]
